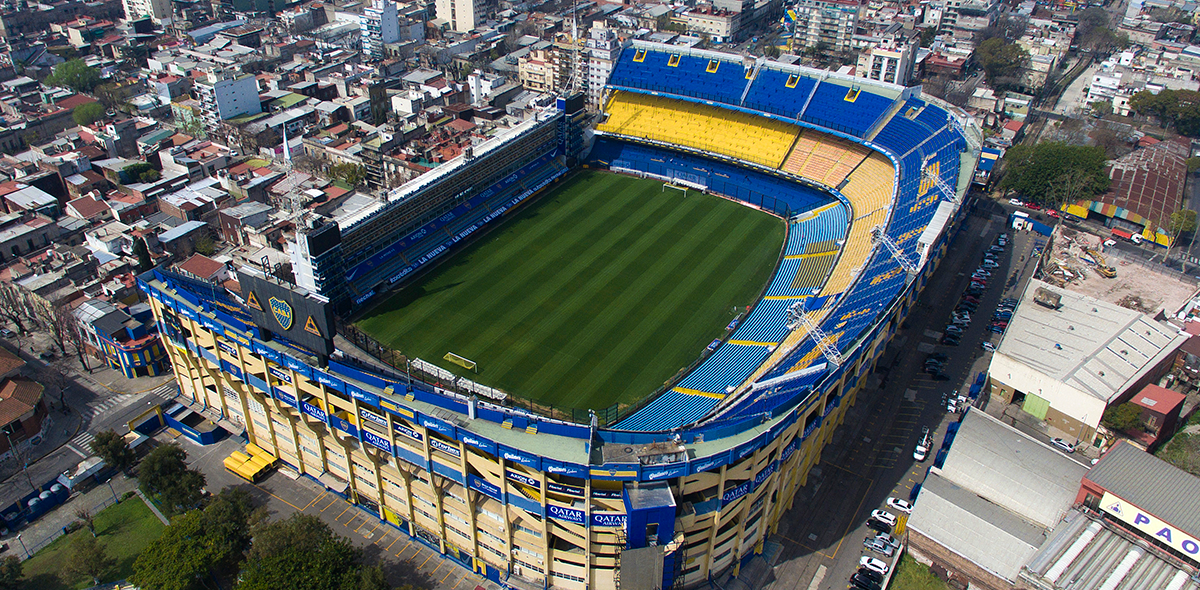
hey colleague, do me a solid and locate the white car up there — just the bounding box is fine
[913,444,928,461]
[1008,198,1023,206]
[1050,437,1076,453]
[981,341,997,352]
[870,509,897,526]
[886,497,914,514]
[860,556,890,576]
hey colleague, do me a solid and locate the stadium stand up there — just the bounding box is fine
[742,67,820,116]
[588,138,831,216]
[598,91,799,169]
[781,131,871,187]
[607,46,753,106]
[799,80,897,138]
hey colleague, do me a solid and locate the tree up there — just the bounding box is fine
[74,506,96,537]
[328,163,365,187]
[43,59,100,93]
[90,430,136,472]
[193,233,216,256]
[139,168,161,183]
[73,102,105,126]
[1102,402,1143,432]
[32,300,75,357]
[1091,100,1112,117]
[132,490,258,590]
[134,236,154,273]
[64,535,115,585]
[975,37,1029,91]
[0,556,22,590]
[0,286,30,335]
[1170,209,1198,237]
[237,514,377,590]
[1189,156,1200,173]
[138,444,206,512]
[1129,89,1200,135]
[919,27,938,47]
[999,142,1109,205]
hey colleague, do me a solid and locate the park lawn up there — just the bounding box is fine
[22,497,166,590]
[357,170,784,412]
[891,554,951,590]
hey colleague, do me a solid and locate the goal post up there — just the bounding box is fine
[444,352,478,372]
[662,183,687,197]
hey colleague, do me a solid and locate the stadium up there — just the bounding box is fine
[138,41,981,590]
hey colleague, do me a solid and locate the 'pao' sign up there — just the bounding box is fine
[1101,492,1200,562]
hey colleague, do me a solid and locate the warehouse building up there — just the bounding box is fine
[987,280,1187,447]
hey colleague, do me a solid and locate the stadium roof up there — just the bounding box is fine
[936,410,1087,528]
[1084,440,1200,540]
[994,279,1186,403]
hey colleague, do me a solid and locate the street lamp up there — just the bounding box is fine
[105,478,118,504]
[15,534,27,559]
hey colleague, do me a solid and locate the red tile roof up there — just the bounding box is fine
[0,379,42,426]
[0,347,24,378]
[55,94,99,111]
[1101,139,1188,229]
[177,253,225,280]
[67,195,109,219]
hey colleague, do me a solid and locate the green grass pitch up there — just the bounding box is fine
[356,170,785,410]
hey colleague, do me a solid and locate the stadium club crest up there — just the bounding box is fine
[269,297,293,330]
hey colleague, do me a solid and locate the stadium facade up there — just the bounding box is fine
[139,42,981,590]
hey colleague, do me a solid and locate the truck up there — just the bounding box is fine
[1110,228,1143,245]
[1084,248,1117,278]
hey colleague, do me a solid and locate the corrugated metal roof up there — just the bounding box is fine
[939,410,1088,528]
[1085,441,1200,540]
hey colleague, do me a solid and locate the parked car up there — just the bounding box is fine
[866,517,892,534]
[0,329,12,338]
[1050,438,1076,453]
[987,325,1005,334]
[982,261,999,269]
[856,567,885,584]
[873,533,901,552]
[850,572,883,590]
[1008,198,1023,206]
[862,536,895,557]
[886,497,913,514]
[913,442,928,461]
[870,509,897,526]
[860,556,890,576]
[981,341,997,352]
[927,353,947,361]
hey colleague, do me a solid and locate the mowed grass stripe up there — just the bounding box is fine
[361,175,638,339]
[443,183,686,372]
[511,195,733,401]
[570,211,783,403]
[356,171,784,409]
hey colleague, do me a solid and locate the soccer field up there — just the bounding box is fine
[356,171,785,411]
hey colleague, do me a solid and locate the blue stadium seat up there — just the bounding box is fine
[607,48,750,105]
[800,83,895,137]
[742,68,818,117]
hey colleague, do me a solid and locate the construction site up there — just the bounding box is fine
[1035,225,1199,318]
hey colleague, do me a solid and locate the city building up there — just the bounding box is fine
[791,0,860,53]
[434,0,486,32]
[584,25,623,111]
[856,36,918,85]
[683,6,741,43]
[195,69,262,127]
[74,298,168,378]
[360,0,399,60]
[123,0,171,24]
[938,0,999,43]
[907,409,1088,589]
[0,377,48,461]
[987,280,1187,447]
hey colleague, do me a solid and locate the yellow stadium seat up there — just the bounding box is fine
[597,92,799,169]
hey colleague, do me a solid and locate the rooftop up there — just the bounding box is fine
[1085,440,1200,540]
[0,379,42,426]
[994,279,1186,403]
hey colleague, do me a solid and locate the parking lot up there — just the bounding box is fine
[761,201,1045,590]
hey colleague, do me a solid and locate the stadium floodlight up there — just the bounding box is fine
[785,301,842,367]
[922,160,958,204]
[444,352,478,372]
[870,225,918,275]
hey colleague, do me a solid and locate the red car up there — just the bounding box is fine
[1046,209,1060,218]
[1026,203,1042,211]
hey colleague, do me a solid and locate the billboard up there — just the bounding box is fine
[239,270,335,358]
[1101,491,1200,563]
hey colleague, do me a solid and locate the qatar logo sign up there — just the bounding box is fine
[1102,492,1200,563]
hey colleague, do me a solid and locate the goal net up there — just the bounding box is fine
[662,183,687,197]
[444,352,478,372]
